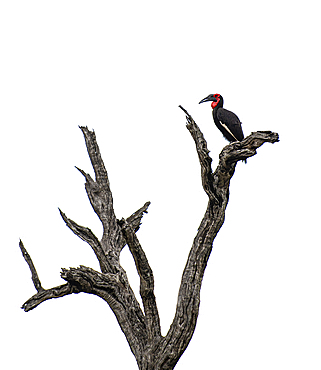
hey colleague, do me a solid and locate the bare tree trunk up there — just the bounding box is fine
[20,108,279,369]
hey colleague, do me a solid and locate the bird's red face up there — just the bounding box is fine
[199,94,222,109]
[211,94,221,109]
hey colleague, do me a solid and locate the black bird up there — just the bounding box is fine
[199,94,244,142]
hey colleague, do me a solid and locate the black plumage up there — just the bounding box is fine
[199,94,244,143]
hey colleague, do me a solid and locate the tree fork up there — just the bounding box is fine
[20,113,279,369]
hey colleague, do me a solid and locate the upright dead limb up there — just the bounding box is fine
[20,113,278,369]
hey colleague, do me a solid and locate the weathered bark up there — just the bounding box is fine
[20,113,279,369]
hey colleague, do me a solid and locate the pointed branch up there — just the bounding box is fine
[155,108,280,367]
[77,129,151,257]
[179,105,217,203]
[79,126,110,189]
[78,127,120,254]
[59,209,112,273]
[117,201,151,253]
[119,218,162,341]
[126,201,151,233]
[19,240,44,292]
[19,240,77,312]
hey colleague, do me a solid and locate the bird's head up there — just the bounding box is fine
[199,94,223,109]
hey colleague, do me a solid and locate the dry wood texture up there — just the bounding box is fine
[20,110,279,369]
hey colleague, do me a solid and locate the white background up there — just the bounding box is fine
[1,1,320,369]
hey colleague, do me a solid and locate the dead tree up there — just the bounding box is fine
[20,107,279,370]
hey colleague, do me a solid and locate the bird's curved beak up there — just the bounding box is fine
[199,95,217,104]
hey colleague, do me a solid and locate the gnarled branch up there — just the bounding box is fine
[19,240,44,293]
[155,108,279,369]
[22,282,74,312]
[79,126,121,255]
[59,209,111,273]
[119,218,162,342]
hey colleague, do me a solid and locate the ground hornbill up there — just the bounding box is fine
[199,94,244,143]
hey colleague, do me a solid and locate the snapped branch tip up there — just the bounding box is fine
[179,105,189,116]
[75,166,87,178]
[143,201,151,212]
